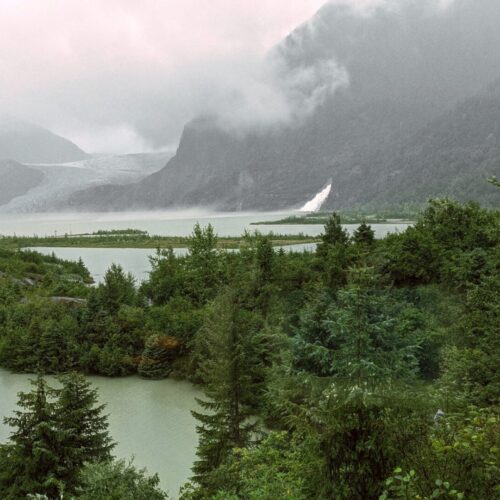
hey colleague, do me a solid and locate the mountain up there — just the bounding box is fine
[68,0,500,211]
[0,153,172,213]
[0,160,44,205]
[0,118,88,164]
[349,79,500,208]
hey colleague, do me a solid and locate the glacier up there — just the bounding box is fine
[0,153,171,213]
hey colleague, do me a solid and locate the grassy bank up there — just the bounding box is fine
[0,230,320,250]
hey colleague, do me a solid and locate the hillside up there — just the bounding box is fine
[0,118,88,164]
[68,0,500,211]
[357,80,500,208]
[0,160,44,205]
[0,152,172,213]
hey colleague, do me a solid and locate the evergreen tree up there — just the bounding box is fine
[440,273,500,406]
[147,247,185,305]
[1,374,65,499]
[190,291,261,492]
[188,223,219,303]
[352,221,375,246]
[138,334,179,379]
[99,264,136,313]
[316,213,349,257]
[250,235,276,315]
[55,372,115,493]
[315,214,352,289]
[38,316,78,373]
[256,235,274,286]
[314,386,430,499]
[293,276,420,382]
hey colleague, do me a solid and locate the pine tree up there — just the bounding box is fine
[293,276,420,382]
[55,372,115,494]
[147,247,185,305]
[316,214,352,289]
[190,291,261,492]
[138,335,179,379]
[352,221,375,246]
[256,236,274,286]
[188,223,219,304]
[99,264,136,313]
[1,374,114,498]
[316,213,349,257]
[1,374,66,499]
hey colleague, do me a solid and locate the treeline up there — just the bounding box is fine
[252,207,418,225]
[0,231,317,250]
[0,199,499,498]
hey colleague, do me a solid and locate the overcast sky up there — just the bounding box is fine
[0,0,446,153]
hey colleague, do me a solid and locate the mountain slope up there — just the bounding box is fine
[1,153,172,213]
[0,119,88,164]
[0,160,44,205]
[361,80,500,207]
[69,0,500,211]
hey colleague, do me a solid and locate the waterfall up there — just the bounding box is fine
[299,183,332,212]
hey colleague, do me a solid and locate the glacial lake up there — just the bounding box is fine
[27,245,319,283]
[0,210,411,238]
[0,368,201,498]
[0,210,410,282]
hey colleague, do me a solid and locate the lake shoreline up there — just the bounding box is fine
[0,367,201,497]
[0,234,320,250]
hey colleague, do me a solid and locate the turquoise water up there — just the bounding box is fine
[28,245,319,282]
[0,369,201,498]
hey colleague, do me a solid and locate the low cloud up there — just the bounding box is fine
[69,124,160,156]
[0,0,457,153]
[208,54,349,133]
[0,0,327,153]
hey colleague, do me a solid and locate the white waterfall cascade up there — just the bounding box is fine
[299,183,332,212]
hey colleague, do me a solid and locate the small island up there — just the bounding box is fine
[251,211,416,226]
[0,229,320,250]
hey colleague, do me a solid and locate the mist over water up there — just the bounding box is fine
[0,210,297,237]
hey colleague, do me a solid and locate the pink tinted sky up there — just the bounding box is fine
[0,0,385,152]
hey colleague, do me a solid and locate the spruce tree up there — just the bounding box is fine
[352,221,375,246]
[316,213,349,257]
[100,264,136,313]
[1,374,65,499]
[190,290,261,492]
[256,235,274,286]
[147,247,184,305]
[293,275,420,382]
[1,374,114,498]
[55,372,115,494]
[316,213,352,289]
[188,223,219,304]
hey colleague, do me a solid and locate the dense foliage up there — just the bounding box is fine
[0,198,499,498]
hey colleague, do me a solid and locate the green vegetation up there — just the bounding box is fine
[251,208,418,226]
[0,200,499,498]
[0,373,166,499]
[0,230,318,250]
